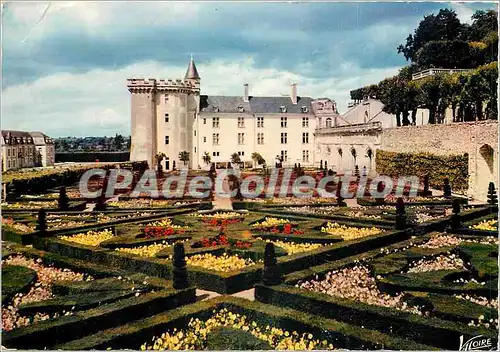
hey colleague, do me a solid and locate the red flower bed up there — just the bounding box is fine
[144,226,185,239]
[192,234,230,248]
[233,240,252,249]
[264,223,304,235]
[203,218,242,227]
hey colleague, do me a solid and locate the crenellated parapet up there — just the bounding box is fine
[127,78,200,94]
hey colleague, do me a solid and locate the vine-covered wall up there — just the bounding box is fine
[375,150,468,191]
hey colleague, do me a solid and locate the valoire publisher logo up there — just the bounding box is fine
[459,335,495,351]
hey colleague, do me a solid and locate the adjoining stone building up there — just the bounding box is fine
[1,130,55,171]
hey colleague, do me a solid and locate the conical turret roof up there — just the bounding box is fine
[185,56,200,80]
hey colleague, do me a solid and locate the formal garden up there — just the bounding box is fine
[1,163,498,350]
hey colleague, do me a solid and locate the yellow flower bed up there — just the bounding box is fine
[470,219,498,231]
[251,217,290,228]
[262,239,323,255]
[146,218,186,228]
[58,229,114,247]
[2,201,58,209]
[186,253,255,272]
[115,242,172,257]
[321,222,382,240]
[141,308,334,350]
[190,212,242,219]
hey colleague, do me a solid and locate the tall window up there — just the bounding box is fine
[238,133,245,145]
[302,132,309,144]
[164,94,169,104]
[302,150,309,162]
[280,150,288,162]
[213,133,219,145]
[165,113,169,123]
[281,117,287,128]
[194,130,196,136]
[203,136,207,143]
[165,136,169,145]
[238,151,245,156]
[203,118,207,125]
[281,133,287,144]
[257,133,264,145]
[326,118,332,128]
[302,117,309,127]
[238,117,245,127]
[213,117,220,128]
[257,117,264,127]
[212,151,220,157]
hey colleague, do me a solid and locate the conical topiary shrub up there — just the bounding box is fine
[423,174,430,195]
[487,182,498,205]
[375,182,385,205]
[354,165,360,178]
[263,243,282,286]
[58,186,69,210]
[172,242,189,290]
[37,209,47,233]
[443,178,452,197]
[451,198,462,229]
[320,160,323,170]
[395,197,406,230]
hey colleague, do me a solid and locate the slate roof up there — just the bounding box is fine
[1,130,52,145]
[185,58,200,80]
[199,96,314,114]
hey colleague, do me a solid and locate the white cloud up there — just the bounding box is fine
[449,3,476,24]
[2,58,400,137]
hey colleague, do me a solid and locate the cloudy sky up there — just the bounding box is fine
[2,1,496,137]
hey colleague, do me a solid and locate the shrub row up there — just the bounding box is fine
[3,161,147,196]
[32,227,410,294]
[3,288,196,349]
[254,284,496,350]
[54,296,434,351]
[55,152,130,163]
[375,150,468,191]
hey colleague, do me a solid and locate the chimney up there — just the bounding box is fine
[291,83,297,105]
[243,83,249,102]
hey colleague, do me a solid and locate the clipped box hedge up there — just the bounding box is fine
[254,284,496,350]
[54,296,436,351]
[375,150,468,191]
[32,225,410,294]
[1,241,196,350]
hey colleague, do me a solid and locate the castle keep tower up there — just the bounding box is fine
[128,58,200,169]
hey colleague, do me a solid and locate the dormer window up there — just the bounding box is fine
[301,106,309,113]
[280,106,287,113]
[213,107,219,112]
[238,106,244,113]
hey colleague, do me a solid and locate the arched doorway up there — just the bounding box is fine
[366,148,373,173]
[337,148,343,172]
[476,144,497,201]
[350,148,357,172]
[325,118,333,128]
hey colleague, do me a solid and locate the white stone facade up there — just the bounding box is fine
[128,59,338,170]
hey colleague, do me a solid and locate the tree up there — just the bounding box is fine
[179,151,190,166]
[155,152,166,173]
[251,152,265,167]
[113,134,125,151]
[202,152,211,165]
[398,9,463,64]
[230,153,241,164]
